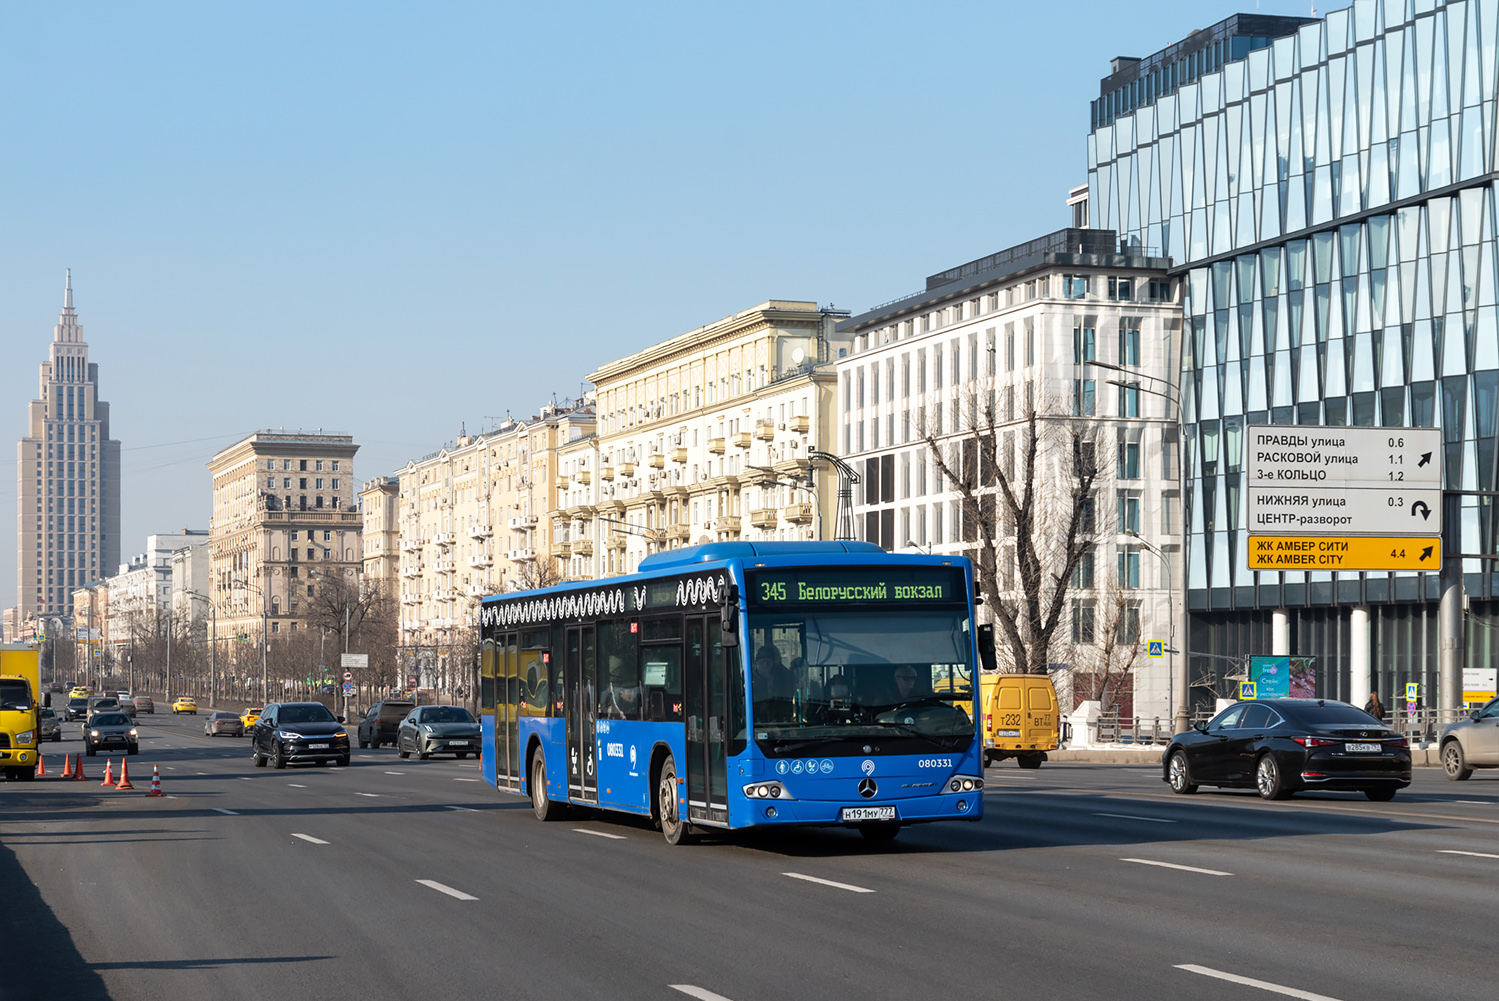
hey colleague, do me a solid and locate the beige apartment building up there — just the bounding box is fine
[359,476,400,592]
[207,431,363,647]
[395,403,594,650]
[555,301,848,579]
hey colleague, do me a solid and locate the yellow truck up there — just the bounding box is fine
[980,673,1059,769]
[1,645,42,781]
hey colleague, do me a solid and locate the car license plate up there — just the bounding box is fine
[995,730,1021,737]
[308,743,330,749]
[840,806,896,823]
[448,740,469,746]
[1344,742,1381,753]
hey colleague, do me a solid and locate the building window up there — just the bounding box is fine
[1024,319,1035,366]
[315,460,324,471]
[1071,548,1095,588]
[315,478,324,489]
[1117,439,1140,479]
[1107,276,1134,301]
[1117,493,1140,534]
[1073,380,1095,416]
[1063,275,1088,299]
[1071,599,1095,644]
[1119,322,1140,366]
[1118,381,1140,417]
[1117,602,1141,644]
[300,460,307,471]
[1117,547,1140,589]
[332,461,340,471]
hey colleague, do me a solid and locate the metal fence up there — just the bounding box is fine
[1087,707,1175,746]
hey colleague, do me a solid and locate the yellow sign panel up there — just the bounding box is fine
[1248,536,1441,571]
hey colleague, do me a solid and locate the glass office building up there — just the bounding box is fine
[1088,2,1499,710]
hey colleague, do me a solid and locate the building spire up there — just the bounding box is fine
[64,268,73,310]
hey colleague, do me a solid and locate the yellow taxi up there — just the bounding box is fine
[240,706,262,730]
[172,696,198,715]
[69,686,90,699]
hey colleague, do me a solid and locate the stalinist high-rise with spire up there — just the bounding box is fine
[13,271,122,627]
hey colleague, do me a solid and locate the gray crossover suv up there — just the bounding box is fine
[1439,697,1499,779]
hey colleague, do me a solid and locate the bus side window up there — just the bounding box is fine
[598,620,640,720]
[479,638,496,712]
[642,644,683,722]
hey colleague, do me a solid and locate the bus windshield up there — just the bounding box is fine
[747,610,974,757]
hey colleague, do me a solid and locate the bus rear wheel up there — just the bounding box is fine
[658,756,691,846]
[531,753,561,822]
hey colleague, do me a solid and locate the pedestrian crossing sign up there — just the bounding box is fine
[1147,640,1165,658]
[1239,681,1258,700]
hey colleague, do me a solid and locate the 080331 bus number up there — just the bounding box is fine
[918,757,954,769]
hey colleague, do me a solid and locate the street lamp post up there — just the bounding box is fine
[232,577,269,705]
[185,591,217,709]
[1126,529,1175,735]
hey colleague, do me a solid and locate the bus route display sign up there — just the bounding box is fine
[745,567,964,607]
[1245,426,1443,572]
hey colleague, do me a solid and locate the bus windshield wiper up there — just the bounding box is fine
[871,722,965,749]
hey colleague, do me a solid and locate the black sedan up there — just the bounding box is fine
[1162,698,1411,801]
[251,702,350,768]
[395,705,481,760]
[63,696,90,722]
[204,711,245,737]
[83,712,139,757]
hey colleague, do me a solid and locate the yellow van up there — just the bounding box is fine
[980,674,1059,768]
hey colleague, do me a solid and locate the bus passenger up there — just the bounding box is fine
[752,646,792,700]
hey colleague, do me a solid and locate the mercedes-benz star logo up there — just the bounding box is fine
[858,778,878,798]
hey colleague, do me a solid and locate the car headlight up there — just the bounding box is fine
[276,730,300,741]
[420,724,435,734]
[90,730,99,737]
[129,729,138,737]
[333,732,347,739]
[17,731,33,744]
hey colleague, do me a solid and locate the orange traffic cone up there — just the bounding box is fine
[34,754,46,778]
[115,759,135,790]
[61,753,74,778]
[100,759,114,787]
[72,754,88,780]
[143,764,163,797]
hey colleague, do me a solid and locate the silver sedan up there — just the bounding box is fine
[1439,697,1499,779]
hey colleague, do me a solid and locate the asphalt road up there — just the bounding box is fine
[3,709,1498,1001]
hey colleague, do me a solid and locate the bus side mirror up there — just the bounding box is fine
[977,624,997,673]
[721,584,740,647]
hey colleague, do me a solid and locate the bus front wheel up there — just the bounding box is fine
[531,753,562,822]
[658,756,691,846]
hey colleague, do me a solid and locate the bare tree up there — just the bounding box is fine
[303,572,399,694]
[920,384,1102,676]
[514,556,564,591]
[1064,569,1142,715]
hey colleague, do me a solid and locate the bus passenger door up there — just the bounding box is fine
[685,616,729,825]
[580,627,598,804]
[565,626,598,804]
[565,628,581,800]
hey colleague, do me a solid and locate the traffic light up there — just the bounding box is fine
[236,632,250,642]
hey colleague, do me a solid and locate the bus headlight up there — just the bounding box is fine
[742,781,793,800]
[948,776,983,793]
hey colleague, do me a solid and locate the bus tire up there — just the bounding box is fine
[658,756,691,846]
[531,752,562,822]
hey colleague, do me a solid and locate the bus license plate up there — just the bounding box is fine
[840,806,896,823]
[1344,742,1380,753]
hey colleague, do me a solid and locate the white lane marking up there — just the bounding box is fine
[670,987,736,1001]
[288,783,306,788]
[1454,800,1494,805]
[573,828,627,840]
[1095,812,1176,824]
[415,879,477,901]
[444,805,477,812]
[454,777,482,782]
[384,771,406,775]
[291,833,329,845]
[164,766,176,771]
[1438,849,1499,859]
[212,808,239,816]
[782,872,875,893]
[1122,858,1233,876]
[196,772,208,776]
[1175,964,1346,1001]
[239,777,253,781]
[354,792,380,797]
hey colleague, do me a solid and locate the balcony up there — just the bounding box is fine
[400,592,419,604]
[783,502,814,523]
[668,447,686,463]
[618,462,635,477]
[607,532,628,549]
[434,533,455,547]
[732,432,752,449]
[575,470,591,485]
[434,588,460,602]
[663,523,690,542]
[754,421,776,441]
[749,508,778,529]
[400,566,421,579]
[433,559,456,573]
[648,454,665,469]
[466,583,488,598]
[468,553,492,568]
[600,466,615,480]
[555,542,572,558]
[467,524,492,539]
[789,414,810,433]
[714,516,741,533]
[508,514,538,529]
[400,538,421,553]
[508,547,537,562]
[707,438,726,454]
[573,539,594,556]
[555,474,570,490]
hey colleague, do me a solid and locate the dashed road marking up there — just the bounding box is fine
[670,988,736,1001]
[782,872,875,893]
[1438,849,1499,859]
[573,828,627,840]
[291,833,329,844]
[288,783,307,788]
[1095,812,1175,824]
[212,808,239,816]
[384,771,406,775]
[443,805,477,812]
[416,879,477,901]
[454,777,482,782]
[354,792,380,797]
[1122,858,1232,876]
[1175,964,1345,1000]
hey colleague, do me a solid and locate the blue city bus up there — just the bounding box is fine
[477,540,986,844]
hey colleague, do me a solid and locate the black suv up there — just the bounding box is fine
[251,702,350,769]
[63,696,90,722]
[357,700,415,749]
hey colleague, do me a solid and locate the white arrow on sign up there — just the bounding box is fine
[1247,485,1443,536]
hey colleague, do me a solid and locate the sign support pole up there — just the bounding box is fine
[1439,492,1463,717]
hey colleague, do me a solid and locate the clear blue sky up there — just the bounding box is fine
[0,0,1333,605]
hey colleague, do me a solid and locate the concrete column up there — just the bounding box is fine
[1272,608,1290,656]
[1349,605,1371,708]
[1440,560,1463,714]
